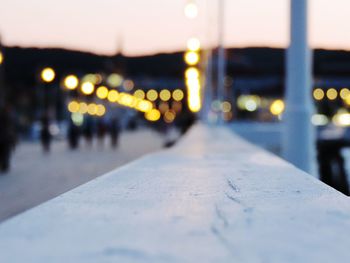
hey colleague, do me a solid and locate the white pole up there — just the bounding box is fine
[217,0,225,123]
[283,0,315,173]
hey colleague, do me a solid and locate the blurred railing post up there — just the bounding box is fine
[217,0,226,124]
[283,0,315,173]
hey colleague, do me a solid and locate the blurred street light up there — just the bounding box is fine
[96,86,109,99]
[64,75,79,90]
[146,89,158,101]
[107,73,123,88]
[172,89,184,101]
[187,38,201,52]
[184,51,200,66]
[270,99,285,116]
[159,89,171,101]
[0,51,3,65]
[81,81,95,95]
[145,109,161,122]
[134,89,145,99]
[41,67,55,83]
[184,1,198,19]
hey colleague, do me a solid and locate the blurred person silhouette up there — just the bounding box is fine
[40,114,51,153]
[83,116,93,147]
[96,119,106,148]
[0,106,13,173]
[67,119,80,150]
[109,117,120,149]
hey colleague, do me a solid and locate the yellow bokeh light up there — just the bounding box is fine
[184,51,200,66]
[82,74,100,84]
[270,99,285,116]
[340,88,350,100]
[187,38,201,51]
[159,89,171,101]
[134,89,145,99]
[64,75,79,90]
[78,102,88,114]
[164,110,176,123]
[326,88,338,100]
[0,51,3,64]
[313,88,324,101]
[107,90,119,102]
[96,104,106,116]
[185,67,200,79]
[147,89,158,101]
[184,2,198,19]
[81,81,95,95]
[187,83,201,113]
[145,109,161,122]
[173,89,184,101]
[41,67,55,83]
[68,101,79,113]
[118,93,134,106]
[107,73,123,87]
[96,86,109,99]
[221,101,232,113]
[87,103,97,115]
[136,100,153,112]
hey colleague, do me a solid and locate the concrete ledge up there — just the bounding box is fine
[1,124,350,262]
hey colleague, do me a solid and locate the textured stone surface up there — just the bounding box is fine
[1,124,350,263]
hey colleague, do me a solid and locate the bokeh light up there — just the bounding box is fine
[221,101,232,113]
[41,67,55,83]
[87,103,97,115]
[78,102,88,114]
[123,79,134,91]
[184,51,200,66]
[164,110,176,123]
[96,104,106,116]
[107,90,119,102]
[81,81,95,95]
[172,89,184,101]
[146,89,158,101]
[64,75,79,90]
[145,109,161,122]
[68,101,79,113]
[340,88,350,100]
[313,88,324,101]
[134,89,145,99]
[96,86,109,99]
[184,2,198,19]
[326,88,337,100]
[187,38,201,51]
[159,89,171,101]
[270,99,285,115]
[107,73,123,87]
[185,67,200,79]
[71,113,84,126]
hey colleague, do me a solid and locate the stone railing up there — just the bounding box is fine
[1,124,350,262]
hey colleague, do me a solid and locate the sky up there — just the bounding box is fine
[0,0,349,56]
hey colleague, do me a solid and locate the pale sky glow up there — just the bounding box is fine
[0,0,349,56]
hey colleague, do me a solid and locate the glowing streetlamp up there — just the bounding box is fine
[187,38,201,52]
[80,81,95,95]
[0,51,3,65]
[41,67,55,83]
[184,1,198,19]
[64,75,79,90]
